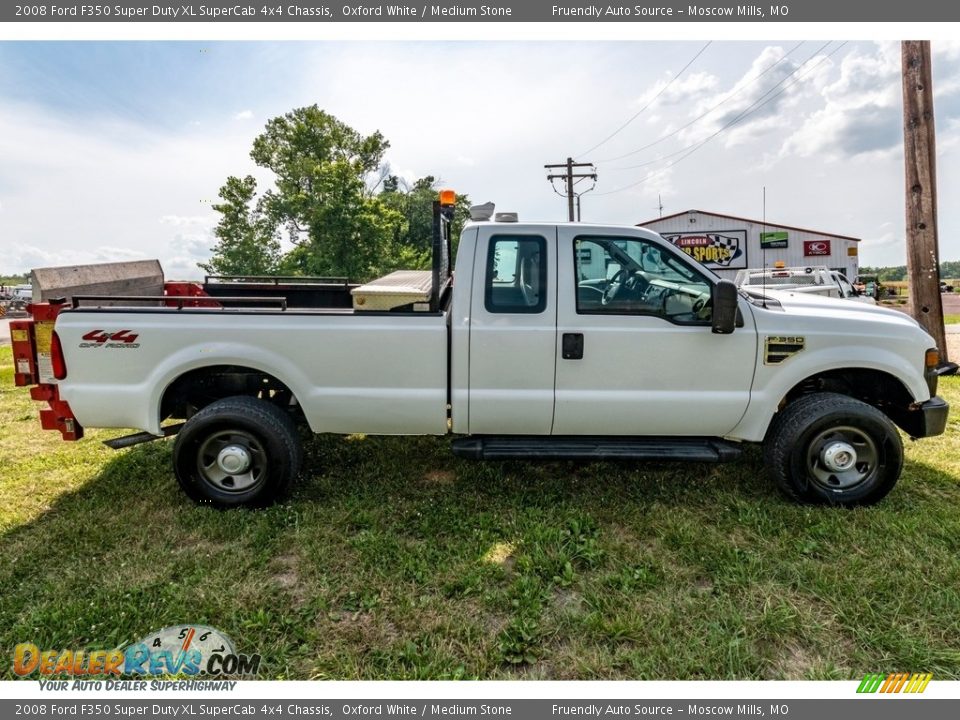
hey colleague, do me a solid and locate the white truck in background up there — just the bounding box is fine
[9,194,949,508]
[735,265,876,304]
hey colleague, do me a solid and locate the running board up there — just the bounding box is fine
[103,423,184,450]
[451,436,742,462]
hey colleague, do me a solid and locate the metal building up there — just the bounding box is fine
[638,209,861,281]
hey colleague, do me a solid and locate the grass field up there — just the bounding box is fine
[2,345,960,680]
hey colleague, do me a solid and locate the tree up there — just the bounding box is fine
[202,106,472,281]
[380,175,473,267]
[199,175,280,277]
[252,106,402,281]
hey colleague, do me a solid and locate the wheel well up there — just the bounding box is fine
[160,365,302,423]
[781,368,914,415]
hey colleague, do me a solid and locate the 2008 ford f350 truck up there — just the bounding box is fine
[9,195,950,508]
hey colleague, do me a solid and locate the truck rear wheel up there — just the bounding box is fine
[173,396,302,508]
[764,392,903,506]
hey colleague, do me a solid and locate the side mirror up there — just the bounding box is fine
[712,279,738,334]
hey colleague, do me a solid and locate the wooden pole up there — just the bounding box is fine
[901,40,947,360]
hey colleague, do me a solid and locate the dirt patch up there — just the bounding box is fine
[422,470,455,486]
[693,576,714,594]
[321,610,401,648]
[945,333,960,364]
[552,588,584,614]
[270,552,307,606]
[174,534,218,555]
[776,641,818,679]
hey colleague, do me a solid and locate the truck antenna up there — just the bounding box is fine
[762,186,768,308]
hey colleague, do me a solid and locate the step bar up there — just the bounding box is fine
[451,436,742,462]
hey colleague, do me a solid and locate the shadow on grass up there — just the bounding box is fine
[1,431,959,680]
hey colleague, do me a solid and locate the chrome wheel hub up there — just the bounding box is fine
[806,426,878,491]
[197,430,266,493]
[821,441,857,472]
[217,444,252,475]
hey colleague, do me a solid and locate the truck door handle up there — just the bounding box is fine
[562,333,584,360]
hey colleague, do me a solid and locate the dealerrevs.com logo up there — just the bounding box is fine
[13,625,260,678]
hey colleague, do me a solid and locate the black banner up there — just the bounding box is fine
[3,1,960,23]
[3,699,960,719]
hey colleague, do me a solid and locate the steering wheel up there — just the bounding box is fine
[602,268,630,306]
[626,274,650,295]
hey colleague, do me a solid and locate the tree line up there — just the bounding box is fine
[201,106,471,282]
[859,261,960,282]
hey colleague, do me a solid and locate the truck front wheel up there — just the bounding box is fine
[173,396,302,508]
[764,392,903,506]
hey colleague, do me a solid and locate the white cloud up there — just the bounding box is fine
[160,215,215,228]
[681,45,827,149]
[0,98,263,275]
[6,244,148,273]
[233,110,253,120]
[165,233,215,280]
[783,45,902,160]
[638,71,719,110]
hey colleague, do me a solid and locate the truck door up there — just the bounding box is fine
[468,226,557,434]
[552,229,757,437]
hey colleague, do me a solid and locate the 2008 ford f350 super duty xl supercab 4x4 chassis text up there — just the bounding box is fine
[10,196,950,507]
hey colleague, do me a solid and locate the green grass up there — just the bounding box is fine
[2,345,960,680]
[944,314,960,325]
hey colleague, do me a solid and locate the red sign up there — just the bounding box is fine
[804,240,831,256]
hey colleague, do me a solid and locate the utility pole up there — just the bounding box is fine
[545,158,596,221]
[901,41,947,360]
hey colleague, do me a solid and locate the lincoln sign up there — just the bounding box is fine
[661,230,747,270]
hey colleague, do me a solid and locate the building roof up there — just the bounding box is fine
[638,209,861,242]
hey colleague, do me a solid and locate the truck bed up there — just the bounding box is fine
[54,306,450,436]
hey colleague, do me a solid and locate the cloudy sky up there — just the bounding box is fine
[1,40,959,277]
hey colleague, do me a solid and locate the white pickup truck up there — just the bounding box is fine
[10,196,948,508]
[735,266,875,304]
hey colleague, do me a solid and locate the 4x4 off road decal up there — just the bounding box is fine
[80,329,140,349]
[661,230,747,270]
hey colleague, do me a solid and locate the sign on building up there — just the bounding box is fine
[804,240,832,256]
[661,230,747,270]
[760,231,789,249]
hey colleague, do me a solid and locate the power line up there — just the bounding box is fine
[597,41,806,164]
[576,41,712,159]
[593,42,847,197]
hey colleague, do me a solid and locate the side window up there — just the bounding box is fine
[485,235,547,314]
[574,236,713,324]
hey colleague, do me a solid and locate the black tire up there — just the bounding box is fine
[763,392,903,506]
[173,396,302,509]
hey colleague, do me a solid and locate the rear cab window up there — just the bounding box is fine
[485,235,548,314]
